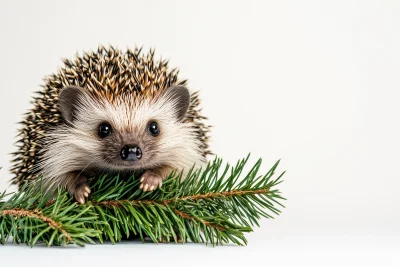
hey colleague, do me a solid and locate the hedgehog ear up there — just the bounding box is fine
[58,85,86,123]
[165,85,190,120]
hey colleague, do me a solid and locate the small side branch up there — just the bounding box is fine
[174,210,226,231]
[0,208,72,243]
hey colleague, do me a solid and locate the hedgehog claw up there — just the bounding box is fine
[76,196,84,205]
[84,186,91,194]
[73,177,91,204]
[140,171,163,192]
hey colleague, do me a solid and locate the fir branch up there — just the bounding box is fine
[84,155,285,245]
[0,155,286,246]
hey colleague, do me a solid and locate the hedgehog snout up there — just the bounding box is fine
[120,145,142,161]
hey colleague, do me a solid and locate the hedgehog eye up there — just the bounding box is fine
[148,121,160,136]
[98,123,112,138]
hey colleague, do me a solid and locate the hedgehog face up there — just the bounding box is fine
[45,85,202,176]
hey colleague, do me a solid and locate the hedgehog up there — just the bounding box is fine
[10,46,210,204]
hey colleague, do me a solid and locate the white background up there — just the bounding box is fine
[0,0,399,266]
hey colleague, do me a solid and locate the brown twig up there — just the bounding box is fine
[0,208,72,243]
[174,210,226,231]
[94,188,269,208]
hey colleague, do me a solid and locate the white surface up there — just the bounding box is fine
[2,236,400,266]
[1,0,400,265]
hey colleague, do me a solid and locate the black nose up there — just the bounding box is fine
[120,145,142,161]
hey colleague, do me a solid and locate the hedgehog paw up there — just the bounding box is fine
[140,171,163,192]
[73,177,91,204]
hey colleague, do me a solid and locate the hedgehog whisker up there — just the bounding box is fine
[75,158,96,180]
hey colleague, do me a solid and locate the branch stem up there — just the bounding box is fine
[94,188,269,208]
